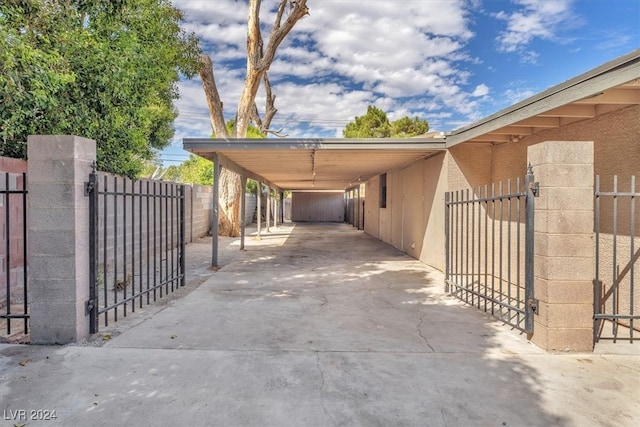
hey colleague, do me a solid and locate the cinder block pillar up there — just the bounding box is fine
[528,141,594,351]
[27,135,96,344]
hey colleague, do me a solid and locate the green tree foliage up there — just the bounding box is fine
[343,106,429,138]
[391,116,430,138]
[225,119,266,139]
[146,120,265,186]
[0,0,200,177]
[175,155,213,185]
[343,106,391,138]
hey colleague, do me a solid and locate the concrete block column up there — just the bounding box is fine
[27,135,96,344]
[528,141,594,351]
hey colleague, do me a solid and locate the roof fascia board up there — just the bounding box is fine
[446,49,640,148]
[184,138,446,151]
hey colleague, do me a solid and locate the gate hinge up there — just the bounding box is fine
[85,299,95,315]
[527,297,539,314]
[529,181,539,197]
[84,181,95,196]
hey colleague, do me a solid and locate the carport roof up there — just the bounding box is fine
[183,138,446,191]
[184,49,640,191]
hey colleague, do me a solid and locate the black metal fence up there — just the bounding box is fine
[594,175,639,343]
[86,168,186,333]
[445,168,538,333]
[0,172,28,338]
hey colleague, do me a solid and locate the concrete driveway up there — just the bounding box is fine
[1,223,638,426]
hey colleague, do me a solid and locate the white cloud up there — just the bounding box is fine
[494,0,577,63]
[472,84,489,97]
[171,0,493,140]
[504,87,537,104]
[595,30,634,51]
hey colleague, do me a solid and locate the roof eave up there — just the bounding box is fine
[184,137,447,152]
[446,48,640,148]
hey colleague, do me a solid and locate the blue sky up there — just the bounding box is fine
[162,0,640,165]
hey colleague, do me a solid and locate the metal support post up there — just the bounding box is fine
[266,185,271,233]
[211,153,220,267]
[256,181,262,239]
[525,164,538,333]
[240,176,247,250]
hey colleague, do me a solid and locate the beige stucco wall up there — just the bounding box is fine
[362,105,638,347]
[491,104,640,183]
[401,162,423,257]
[364,176,380,238]
[363,152,447,271]
[377,173,394,245]
[446,143,493,192]
[419,154,447,269]
[390,170,404,250]
[492,105,640,339]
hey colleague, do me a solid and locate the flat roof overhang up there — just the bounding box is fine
[183,138,446,191]
[447,49,640,147]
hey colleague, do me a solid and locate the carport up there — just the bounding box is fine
[183,138,446,267]
[183,50,640,351]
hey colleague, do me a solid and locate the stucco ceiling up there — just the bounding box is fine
[183,139,446,191]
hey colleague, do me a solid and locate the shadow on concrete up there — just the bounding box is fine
[2,223,636,425]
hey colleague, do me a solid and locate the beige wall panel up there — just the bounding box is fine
[402,161,425,259]
[364,176,380,238]
[447,144,493,191]
[291,192,344,222]
[390,170,404,251]
[364,153,447,271]
[379,205,392,246]
[490,106,639,337]
[420,153,447,270]
[492,104,640,184]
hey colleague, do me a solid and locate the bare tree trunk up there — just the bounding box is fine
[236,0,309,137]
[199,55,228,139]
[218,168,242,237]
[199,0,309,237]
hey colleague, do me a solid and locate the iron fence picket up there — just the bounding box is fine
[87,171,186,333]
[1,172,29,337]
[594,174,639,343]
[445,167,537,333]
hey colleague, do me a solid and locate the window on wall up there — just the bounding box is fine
[380,173,387,208]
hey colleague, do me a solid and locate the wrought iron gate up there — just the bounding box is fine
[445,167,538,333]
[594,175,639,342]
[1,172,28,338]
[86,168,186,333]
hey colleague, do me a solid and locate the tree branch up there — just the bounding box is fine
[273,0,286,30]
[198,54,228,138]
[265,128,288,138]
[247,0,263,72]
[236,0,308,138]
[261,73,277,131]
[250,103,263,131]
[258,0,308,72]
[249,73,277,135]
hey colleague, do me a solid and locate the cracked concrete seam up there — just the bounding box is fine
[315,351,331,422]
[417,313,436,352]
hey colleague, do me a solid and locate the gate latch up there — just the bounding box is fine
[85,299,95,316]
[527,297,539,314]
[84,181,95,196]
